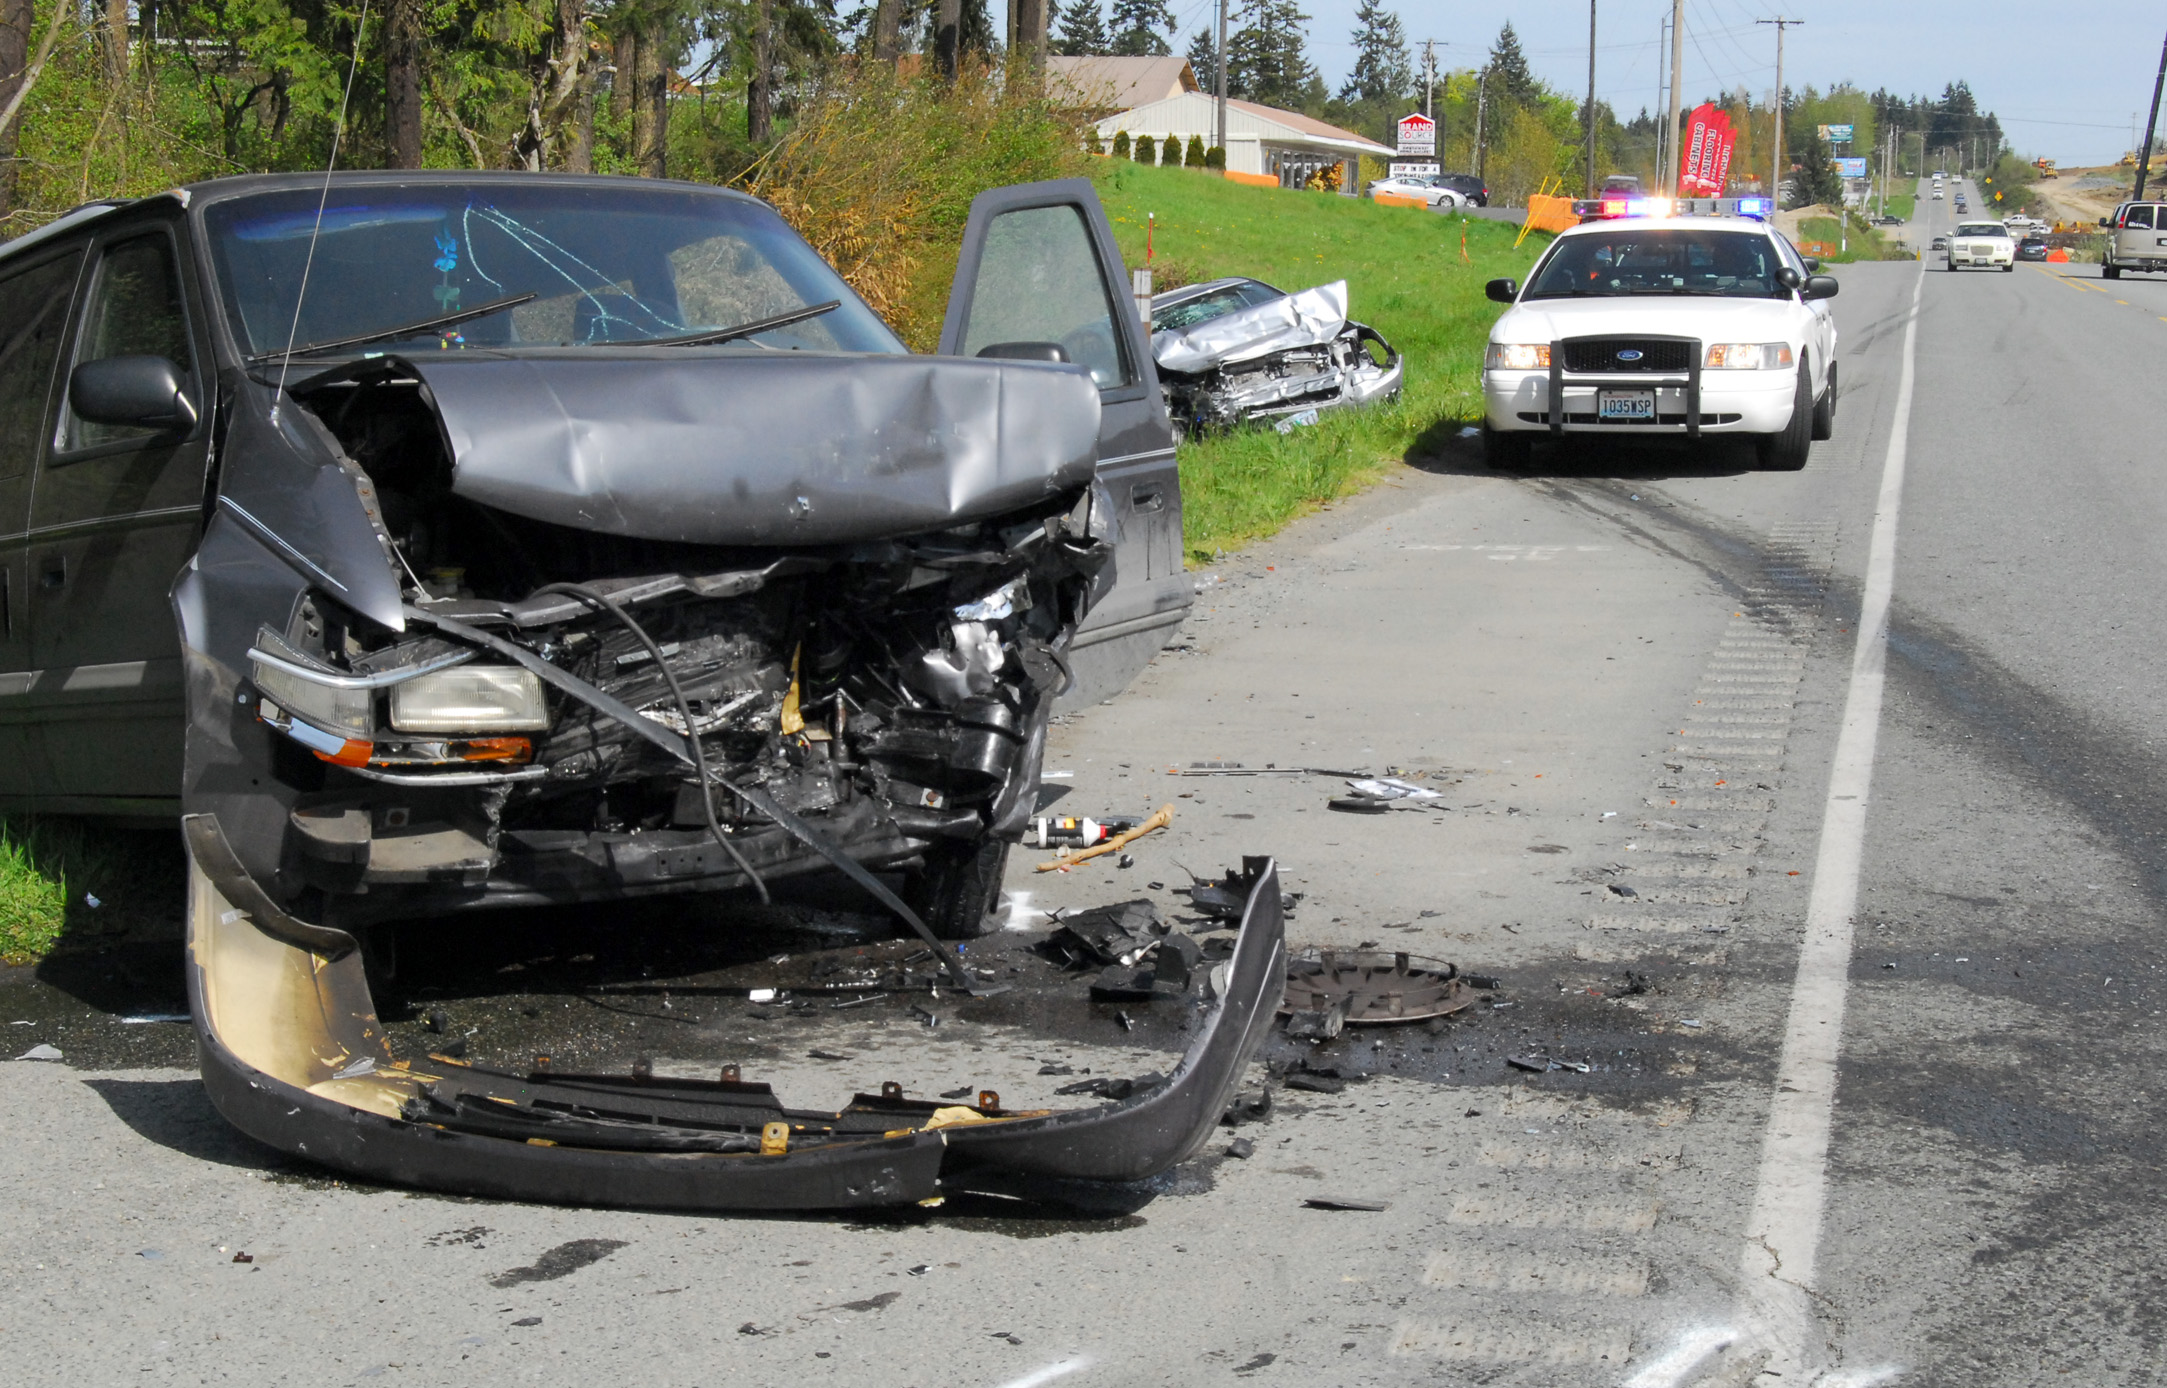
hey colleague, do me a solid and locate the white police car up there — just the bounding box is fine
[1479,197,1840,471]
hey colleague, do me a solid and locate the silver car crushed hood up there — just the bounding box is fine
[1151,280,1350,374]
[394,350,1103,546]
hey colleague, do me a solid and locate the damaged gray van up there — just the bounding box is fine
[0,175,1285,1211]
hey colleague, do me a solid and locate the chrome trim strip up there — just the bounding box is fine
[248,645,475,691]
[1070,606,1189,649]
[341,765,549,786]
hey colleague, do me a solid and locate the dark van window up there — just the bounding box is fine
[63,233,194,451]
[0,253,83,480]
[2124,206,2155,230]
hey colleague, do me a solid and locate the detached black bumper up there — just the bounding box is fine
[187,822,1286,1211]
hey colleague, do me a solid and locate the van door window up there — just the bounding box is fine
[62,233,194,452]
[2123,206,2154,230]
[0,254,82,480]
[954,205,1133,389]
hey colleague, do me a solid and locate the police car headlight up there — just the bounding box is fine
[1486,343,1551,370]
[1704,342,1795,370]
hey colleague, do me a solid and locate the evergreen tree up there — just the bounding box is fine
[1056,0,1110,57]
[1484,22,1540,111]
[1789,127,1843,208]
[1109,0,1176,56]
[1186,26,1220,93]
[1226,0,1313,109]
[1339,0,1410,105]
[1187,133,1207,164]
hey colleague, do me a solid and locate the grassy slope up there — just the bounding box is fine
[1090,161,1547,560]
[1886,192,1917,222]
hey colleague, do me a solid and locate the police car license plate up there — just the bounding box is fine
[1598,390,1655,421]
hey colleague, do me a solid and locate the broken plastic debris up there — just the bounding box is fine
[1458,424,1481,438]
[1302,1195,1390,1211]
[747,988,778,1003]
[1226,1137,1255,1159]
[119,1013,191,1025]
[1273,408,1321,434]
[84,893,102,908]
[1346,777,1440,801]
[231,1252,254,1264]
[331,1056,378,1079]
[15,1044,62,1061]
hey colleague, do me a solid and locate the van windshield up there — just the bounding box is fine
[204,182,906,359]
[1526,229,1787,299]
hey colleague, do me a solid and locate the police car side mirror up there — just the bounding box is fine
[1801,275,1840,301]
[1802,257,1822,272]
[1775,266,1803,290]
[1485,278,1518,304]
[69,355,198,432]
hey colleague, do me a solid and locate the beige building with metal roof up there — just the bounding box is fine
[1091,90,1392,191]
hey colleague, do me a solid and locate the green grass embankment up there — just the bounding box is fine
[1091,162,1548,560]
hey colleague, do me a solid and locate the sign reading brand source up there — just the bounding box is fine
[1396,113,1437,156]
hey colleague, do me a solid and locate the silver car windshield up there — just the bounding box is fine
[204,183,906,358]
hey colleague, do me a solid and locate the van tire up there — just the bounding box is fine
[1756,364,1813,472]
[2104,264,2121,280]
[1810,362,1837,441]
[905,836,1010,939]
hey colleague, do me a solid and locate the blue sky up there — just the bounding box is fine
[1146,0,2163,166]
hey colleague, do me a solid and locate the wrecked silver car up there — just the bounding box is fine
[0,172,1238,1207]
[1148,277,1402,433]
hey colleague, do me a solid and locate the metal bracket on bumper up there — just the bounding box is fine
[185,816,1288,1211]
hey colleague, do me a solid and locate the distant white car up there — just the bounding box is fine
[1369,175,1466,209]
[1932,189,1945,199]
[1947,220,2014,271]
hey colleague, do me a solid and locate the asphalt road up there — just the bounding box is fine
[3,184,2162,1387]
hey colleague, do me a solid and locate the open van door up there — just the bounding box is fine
[939,179,1190,706]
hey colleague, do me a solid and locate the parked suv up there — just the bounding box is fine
[2101,201,2167,278]
[1434,172,1490,207]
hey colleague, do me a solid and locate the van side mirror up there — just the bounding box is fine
[975,341,1071,363]
[69,355,198,431]
[2101,216,2114,227]
[1484,278,1518,304]
[1802,275,1840,301]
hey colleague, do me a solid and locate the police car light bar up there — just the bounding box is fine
[1571,196,1773,221]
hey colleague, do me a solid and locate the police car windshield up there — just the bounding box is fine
[1526,228,1787,299]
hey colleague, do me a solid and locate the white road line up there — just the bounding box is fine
[1732,260,1927,1376]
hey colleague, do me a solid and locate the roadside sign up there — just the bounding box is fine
[1820,124,1854,142]
[1396,113,1436,156]
[1835,157,1868,178]
[1389,161,1440,179]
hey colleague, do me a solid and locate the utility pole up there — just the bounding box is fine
[1655,13,1669,190]
[1424,39,1436,120]
[1757,17,1801,206]
[1474,69,1488,183]
[2141,30,2167,200]
[1215,0,1228,157]
[1584,0,1598,197]
[1664,0,1684,194]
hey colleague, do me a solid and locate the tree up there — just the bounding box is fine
[1056,0,1109,56]
[1185,25,1218,93]
[1226,0,1311,109]
[1484,22,1539,112]
[1108,0,1174,57]
[1789,126,1842,208]
[1339,0,1408,106]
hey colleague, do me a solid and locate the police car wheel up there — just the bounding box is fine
[1810,362,1837,442]
[1482,423,1533,470]
[1756,365,1813,472]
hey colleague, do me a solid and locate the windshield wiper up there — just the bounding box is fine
[247,292,539,365]
[589,299,842,349]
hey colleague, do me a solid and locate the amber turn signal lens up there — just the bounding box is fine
[311,738,374,768]
[454,737,533,764]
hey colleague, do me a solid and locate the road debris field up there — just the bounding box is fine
[6,200,2166,1385]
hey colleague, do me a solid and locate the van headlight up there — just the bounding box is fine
[389,666,549,732]
[249,655,373,737]
[1485,343,1551,370]
[1704,343,1795,370]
